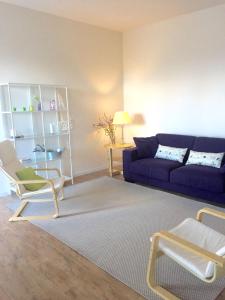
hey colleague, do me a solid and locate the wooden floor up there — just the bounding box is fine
[0,170,224,300]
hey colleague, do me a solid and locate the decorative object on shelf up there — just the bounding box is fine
[15,135,24,139]
[33,144,64,160]
[33,144,64,161]
[93,113,116,144]
[33,144,45,153]
[38,102,42,111]
[59,120,72,132]
[29,105,34,112]
[10,128,16,138]
[33,96,41,111]
[21,157,32,163]
[49,123,55,134]
[12,107,17,112]
[22,106,26,112]
[58,94,66,110]
[50,99,57,111]
[113,111,131,144]
[46,147,65,160]
[10,128,24,139]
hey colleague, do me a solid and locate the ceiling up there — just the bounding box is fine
[2,0,225,31]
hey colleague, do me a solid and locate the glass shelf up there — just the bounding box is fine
[21,156,61,165]
[10,132,70,141]
[0,110,67,114]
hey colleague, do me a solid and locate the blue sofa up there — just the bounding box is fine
[123,133,225,205]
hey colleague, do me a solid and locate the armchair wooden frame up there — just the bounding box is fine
[146,207,225,300]
[1,167,64,222]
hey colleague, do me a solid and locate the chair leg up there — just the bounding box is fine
[59,188,65,201]
[52,190,59,218]
[9,200,55,222]
[146,237,180,300]
[9,200,28,222]
[9,191,60,222]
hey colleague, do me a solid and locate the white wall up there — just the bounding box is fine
[0,2,123,177]
[123,4,225,141]
[1,1,225,187]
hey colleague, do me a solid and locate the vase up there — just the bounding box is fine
[109,134,116,145]
[38,102,42,111]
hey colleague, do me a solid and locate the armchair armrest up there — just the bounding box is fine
[152,231,224,267]
[33,168,61,177]
[197,207,225,222]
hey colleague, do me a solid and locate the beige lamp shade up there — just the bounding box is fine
[113,111,131,125]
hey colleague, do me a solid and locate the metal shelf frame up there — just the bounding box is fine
[0,82,73,183]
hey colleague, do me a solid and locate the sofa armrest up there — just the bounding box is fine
[123,147,138,164]
[123,148,138,181]
[220,164,225,174]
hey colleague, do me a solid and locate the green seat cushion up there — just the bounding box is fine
[16,167,46,191]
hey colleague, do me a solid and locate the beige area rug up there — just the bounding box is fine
[7,176,225,300]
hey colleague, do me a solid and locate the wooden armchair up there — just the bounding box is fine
[0,140,65,222]
[147,207,225,300]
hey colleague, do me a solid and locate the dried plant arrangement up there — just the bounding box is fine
[93,113,116,144]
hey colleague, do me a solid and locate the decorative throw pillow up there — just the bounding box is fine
[16,167,46,191]
[133,136,158,159]
[154,144,188,163]
[186,150,224,168]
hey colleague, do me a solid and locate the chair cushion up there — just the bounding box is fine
[130,158,182,181]
[170,165,225,193]
[22,176,65,198]
[158,218,225,280]
[16,167,46,191]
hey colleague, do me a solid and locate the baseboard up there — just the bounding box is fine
[74,165,108,177]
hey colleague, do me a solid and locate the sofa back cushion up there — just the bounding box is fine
[133,136,158,159]
[193,137,225,166]
[156,133,195,149]
[193,137,225,152]
[156,133,195,162]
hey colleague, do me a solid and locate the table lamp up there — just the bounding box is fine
[113,111,131,144]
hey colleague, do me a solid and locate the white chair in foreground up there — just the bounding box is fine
[147,207,225,300]
[0,140,65,222]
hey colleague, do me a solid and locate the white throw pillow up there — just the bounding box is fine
[186,150,224,168]
[154,145,188,163]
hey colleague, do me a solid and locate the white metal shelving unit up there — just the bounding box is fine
[0,82,73,183]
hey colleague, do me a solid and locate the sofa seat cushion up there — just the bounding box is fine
[130,158,182,181]
[170,165,225,193]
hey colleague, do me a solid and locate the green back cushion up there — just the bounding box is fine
[16,167,46,191]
